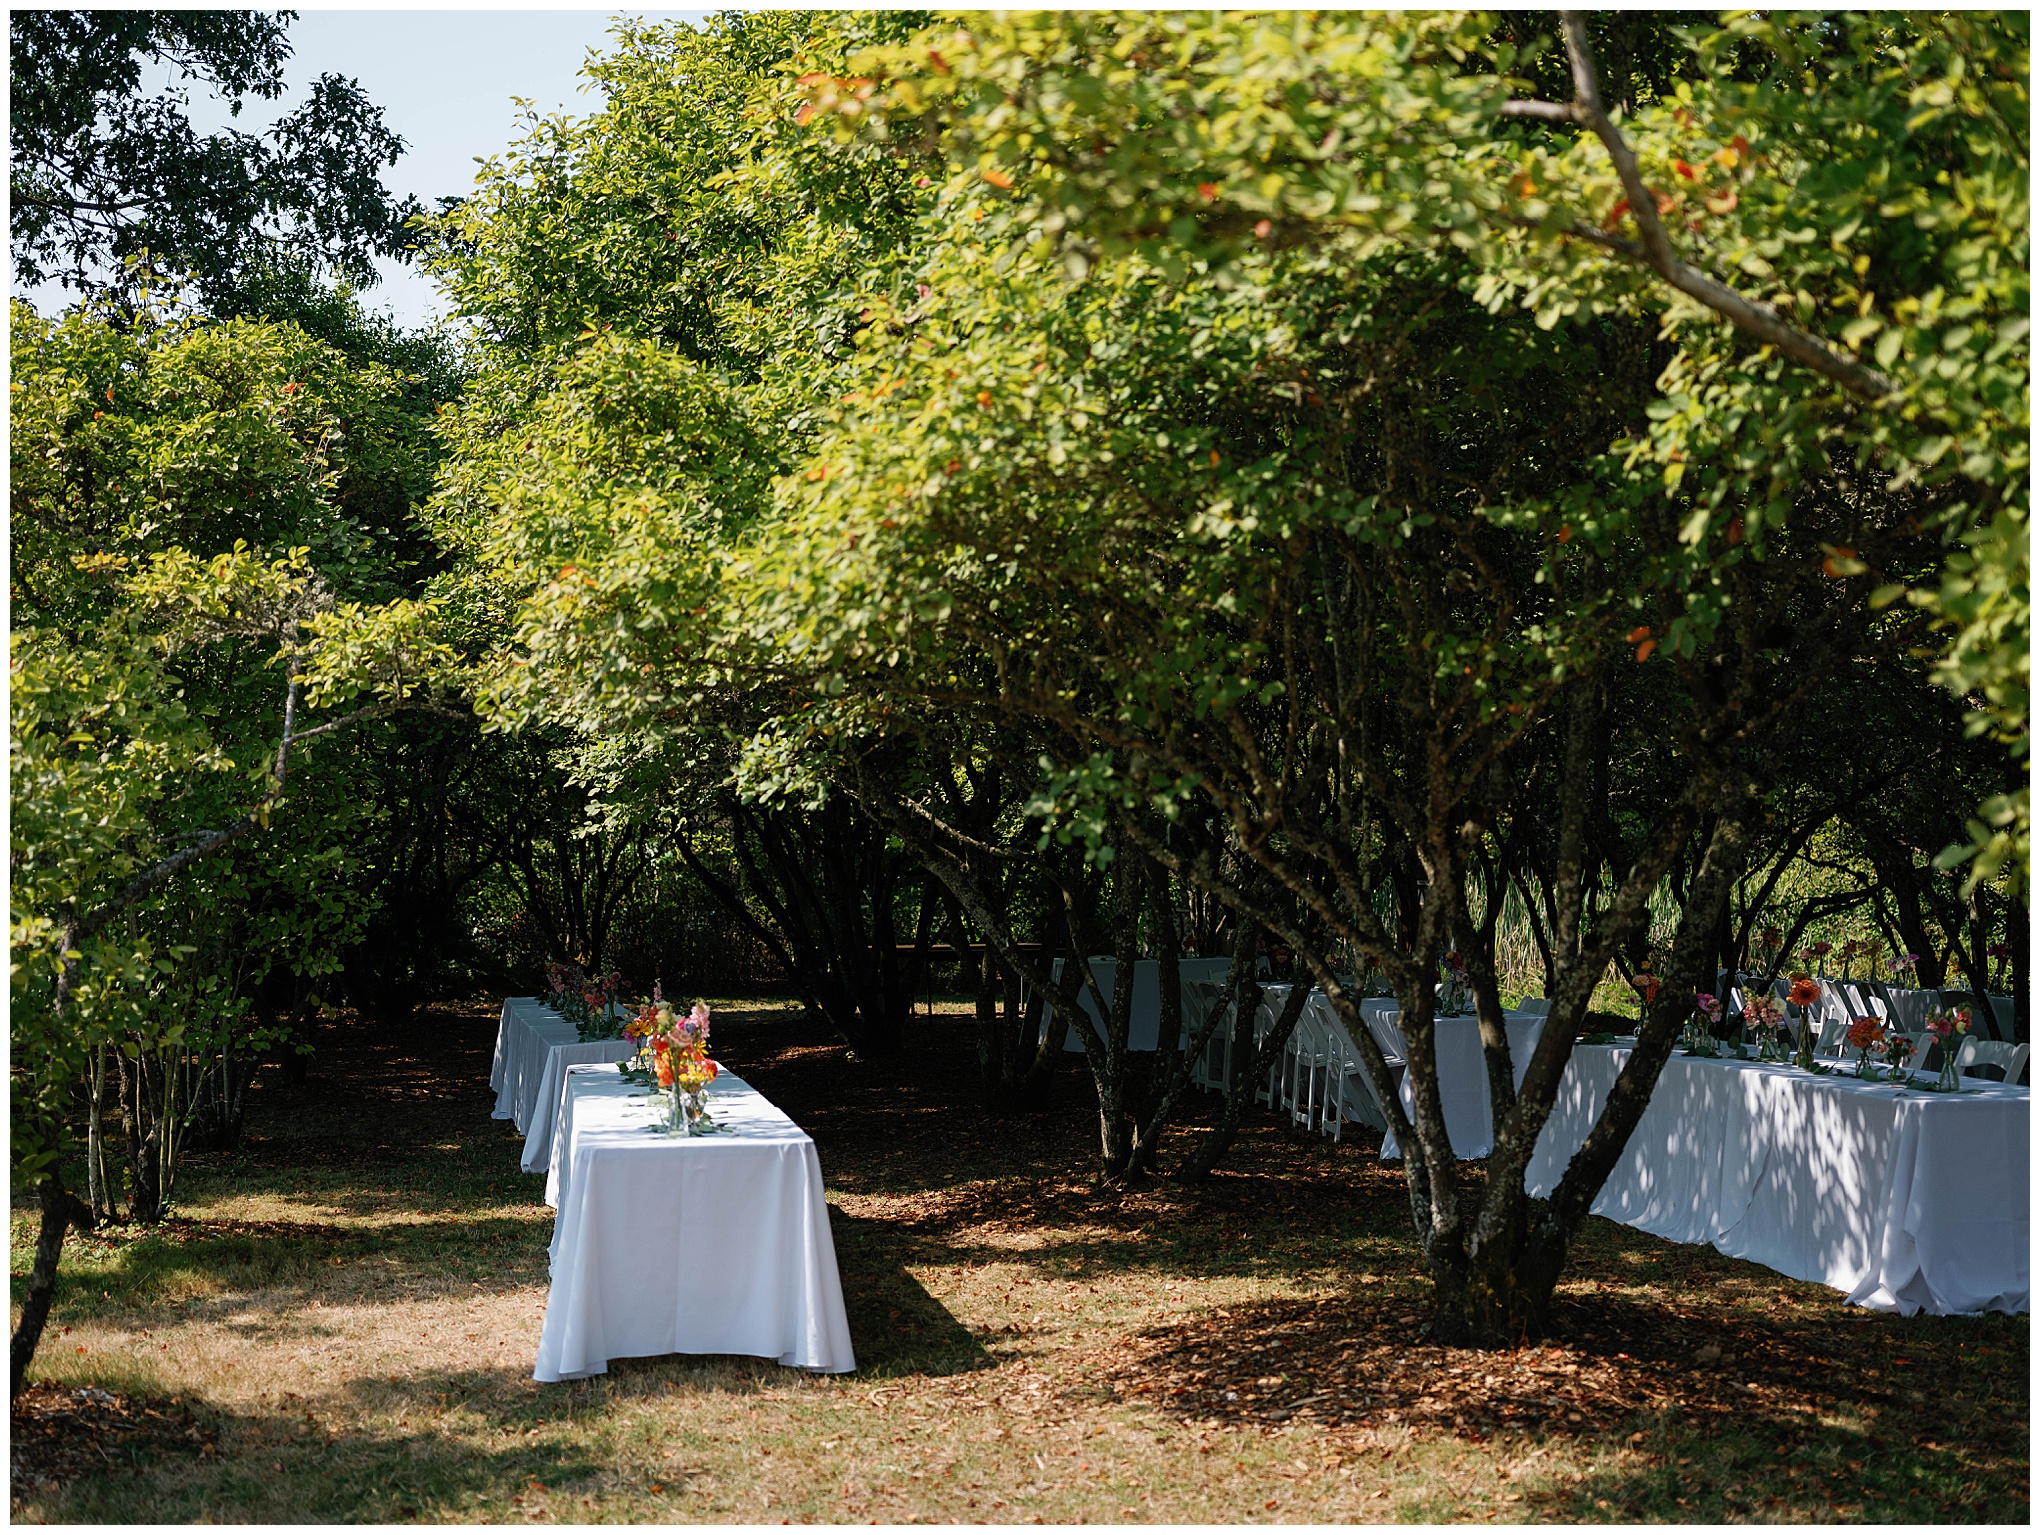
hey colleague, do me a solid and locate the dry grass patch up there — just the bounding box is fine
[11,994,2029,1523]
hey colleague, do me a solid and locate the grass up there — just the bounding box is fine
[10,994,2029,1523]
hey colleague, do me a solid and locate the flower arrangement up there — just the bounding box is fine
[1438,952,1475,1017]
[1845,1016,1885,1078]
[1741,991,1786,1061]
[1924,1005,1972,1042]
[1685,991,1724,1056]
[1785,975,1824,1069]
[1838,939,1861,979]
[1633,962,1662,1008]
[1880,1027,1915,1082]
[1890,951,1919,984]
[1923,1006,1971,1092]
[545,962,625,1041]
[627,993,719,1131]
[1796,941,1833,976]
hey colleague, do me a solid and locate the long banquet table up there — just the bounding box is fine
[534,1064,856,1383]
[1525,1046,2029,1316]
[490,998,633,1172]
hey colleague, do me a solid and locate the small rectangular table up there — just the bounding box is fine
[490,998,633,1171]
[534,1066,857,1382]
[1038,957,1241,1051]
[1525,1047,2029,1316]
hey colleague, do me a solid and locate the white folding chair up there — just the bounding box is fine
[1953,1037,2029,1084]
[1320,1013,1385,1138]
[1182,979,1230,1093]
[1514,997,1552,1017]
[1811,983,1859,1056]
[1280,1009,1321,1130]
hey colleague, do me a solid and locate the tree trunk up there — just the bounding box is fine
[86,1045,112,1223]
[1127,916,1257,1177]
[1434,799,1754,1344]
[1176,956,1314,1183]
[11,1176,93,1398]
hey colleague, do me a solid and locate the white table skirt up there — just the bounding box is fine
[521,1040,635,1173]
[1373,1012,1546,1160]
[1525,1047,2029,1316]
[535,1067,856,1382]
[491,998,631,1139]
[1038,957,1240,1052]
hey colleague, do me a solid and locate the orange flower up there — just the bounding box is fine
[1845,1017,1884,1052]
[1787,975,1821,1009]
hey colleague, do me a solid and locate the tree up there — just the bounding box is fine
[760,7,2007,1340]
[9,299,461,1393]
[815,8,2028,878]
[10,9,421,309]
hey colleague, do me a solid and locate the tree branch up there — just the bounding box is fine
[1542,11,1898,404]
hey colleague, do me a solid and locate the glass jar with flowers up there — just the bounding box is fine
[619,986,670,1085]
[646,1002,719,1133]
[1890,951,1920,987]
[1880,1028,1916,1084]
[1845,1017,1886,1079]
[1688,992,1724,1056]
[1438,953,1475,1018]
[1922,1007,1971,1092]
[1747,992,1786,1061]
[576,970,624,1042]
[544,961,589,1026]
[1786,975,1825,1071]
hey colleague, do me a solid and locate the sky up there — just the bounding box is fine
[20,7,714,329]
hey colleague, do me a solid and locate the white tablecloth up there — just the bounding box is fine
[1373,1011,1547,1160]
[535,1066,856,1382]
[1040,957,1239,1052]
[490,998,632,1144]
[1525,1047,2029,1316]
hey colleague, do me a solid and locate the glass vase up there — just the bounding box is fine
[681,1087,712,1135]
[1793,1016,1819,1072]
[1854,1048,1878,1080]
[1935,1049,1963,1094]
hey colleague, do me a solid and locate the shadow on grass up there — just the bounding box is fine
[1546,1408,2029,1523]
[829,1209,994,1378]
[28,1375,620,1524]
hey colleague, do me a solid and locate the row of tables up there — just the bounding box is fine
[492,972,2025,1385]
[490,998,856,1383]
[1267,990,2028,1319]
